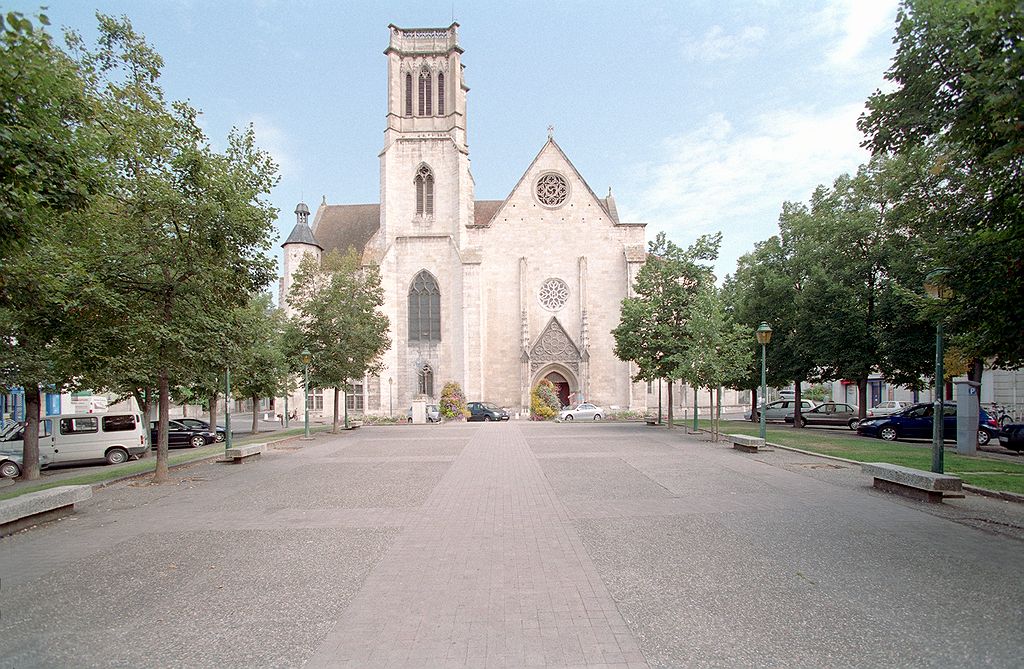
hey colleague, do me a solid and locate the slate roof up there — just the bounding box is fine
[309,204,380,256]
[282,220,322,248]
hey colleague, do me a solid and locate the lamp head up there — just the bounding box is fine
[924,267,953,300]
[300,349,311,365]
[755,322,773,345]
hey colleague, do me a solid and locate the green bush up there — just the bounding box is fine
[608,409,645,421]
[531,379,560,420]
[439,381,469,420]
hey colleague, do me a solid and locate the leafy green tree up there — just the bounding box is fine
[0,13,105,479]
[65,16,278,481]
[613,232,720,427]
[859,0,1024,372]
[288,249,390,431]
[231,295,290,434]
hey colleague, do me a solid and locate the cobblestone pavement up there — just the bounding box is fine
[1,422,1022,668]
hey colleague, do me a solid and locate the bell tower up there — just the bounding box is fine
[379,23,474,245]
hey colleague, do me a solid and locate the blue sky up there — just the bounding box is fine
[18,0,900,285]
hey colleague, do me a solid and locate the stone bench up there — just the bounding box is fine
[728,434,765,453]
[223,443,265,464]
[862,462,963,503]
[0,485,93,536]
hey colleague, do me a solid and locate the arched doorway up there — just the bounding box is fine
[545,371,571,409]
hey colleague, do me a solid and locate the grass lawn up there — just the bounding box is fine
[0,425,331,501]
[693,419,1024,494]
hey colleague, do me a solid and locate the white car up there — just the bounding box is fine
[559,403,604,421]
[866,401,912,418]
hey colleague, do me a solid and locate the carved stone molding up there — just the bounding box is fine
[529,318,581,374]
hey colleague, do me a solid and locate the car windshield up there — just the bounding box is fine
[483,403,500,410]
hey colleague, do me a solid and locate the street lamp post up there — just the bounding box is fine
[756,322,773,441]
[224,365,232,451]
[925,268,952,473]
[301,349,311,439]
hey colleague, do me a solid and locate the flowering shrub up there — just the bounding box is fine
[607,409,645,421]
[363,413,401,425]
[531,379,560,420]
[439,381,470,420]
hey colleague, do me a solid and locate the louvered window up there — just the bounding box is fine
[437,72,445,115]
[404,73,413,117]
[415,164,434,216]
[419,70,432,116]
[409,271,441,342]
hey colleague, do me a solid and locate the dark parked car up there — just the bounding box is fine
[176,418,228,442]
[467,402,509,422]
[785,402,860,429]
[856,402,999,446]
[998,423,1024,452]
[150,420,216,449]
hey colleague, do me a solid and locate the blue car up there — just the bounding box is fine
[856,402,1000,446]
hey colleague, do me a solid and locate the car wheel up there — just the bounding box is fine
[0,460,21,478]
[879,426,898,441]
[797,416,807,428]
[215,432,226,443]
[565,414,574,421]
[105,447,129,465]
[848,418,860,429]
[593,414,602,421]
[483,415,491,422]
[977,430,991,446]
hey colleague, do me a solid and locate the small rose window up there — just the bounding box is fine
[539,278,570,311]
[535,173,568,207]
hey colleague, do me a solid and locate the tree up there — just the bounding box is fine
[65,16,278,482]
[613,232,720,427]
[230,295,290,434]
[859,0,1024,371]
[0,13,105,479]
[673,285,752,439]
[288,249,390,432]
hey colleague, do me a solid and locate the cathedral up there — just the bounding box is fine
[280,23,647,417]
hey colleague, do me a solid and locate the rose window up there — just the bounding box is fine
[535,173,568,207]
[539,278,569,311]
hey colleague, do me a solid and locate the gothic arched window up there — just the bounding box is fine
[409,271,441,342]
[418,364,434,397]
[437,72,445,115]
[414,164,434,216]
[418,70,432,116]
[404,73,413,117]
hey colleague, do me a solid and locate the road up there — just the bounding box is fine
[2,422,1022,667]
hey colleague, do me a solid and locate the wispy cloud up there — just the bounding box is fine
[683,25,767,62]
[816,0,898,69]
[245,114,298,179]
[620,103,870,275]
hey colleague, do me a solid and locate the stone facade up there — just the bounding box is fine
[280,23,646,416]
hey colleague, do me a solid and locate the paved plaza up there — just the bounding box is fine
[2,422,1022,668]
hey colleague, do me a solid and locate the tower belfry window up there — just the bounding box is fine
[437,72,445,115]
[419,70,432,116]
[415,164,434,216]
[404,73,413,117]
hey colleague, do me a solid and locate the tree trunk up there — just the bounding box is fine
[332,385,340,433]
[793,380,804,428]
[20,383,41,480]
[251,394,259,434]
[667,380,674,428]
[750,388,758,423]
[857,378,868,420]
[209,391,218,435]
[714,387,721,441]
[154,371,170,483]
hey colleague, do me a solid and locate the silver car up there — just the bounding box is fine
[558,403,604,421]
[866,400,911,418]
[406,405,441,423]
[756,399,818,423]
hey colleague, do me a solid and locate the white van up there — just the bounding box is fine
[0,412,148,468]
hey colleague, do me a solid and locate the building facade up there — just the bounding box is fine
[280,23,647,416]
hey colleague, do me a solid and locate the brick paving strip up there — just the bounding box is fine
[306,423,648,668]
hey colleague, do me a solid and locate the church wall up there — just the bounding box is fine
[468,146,645,411]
